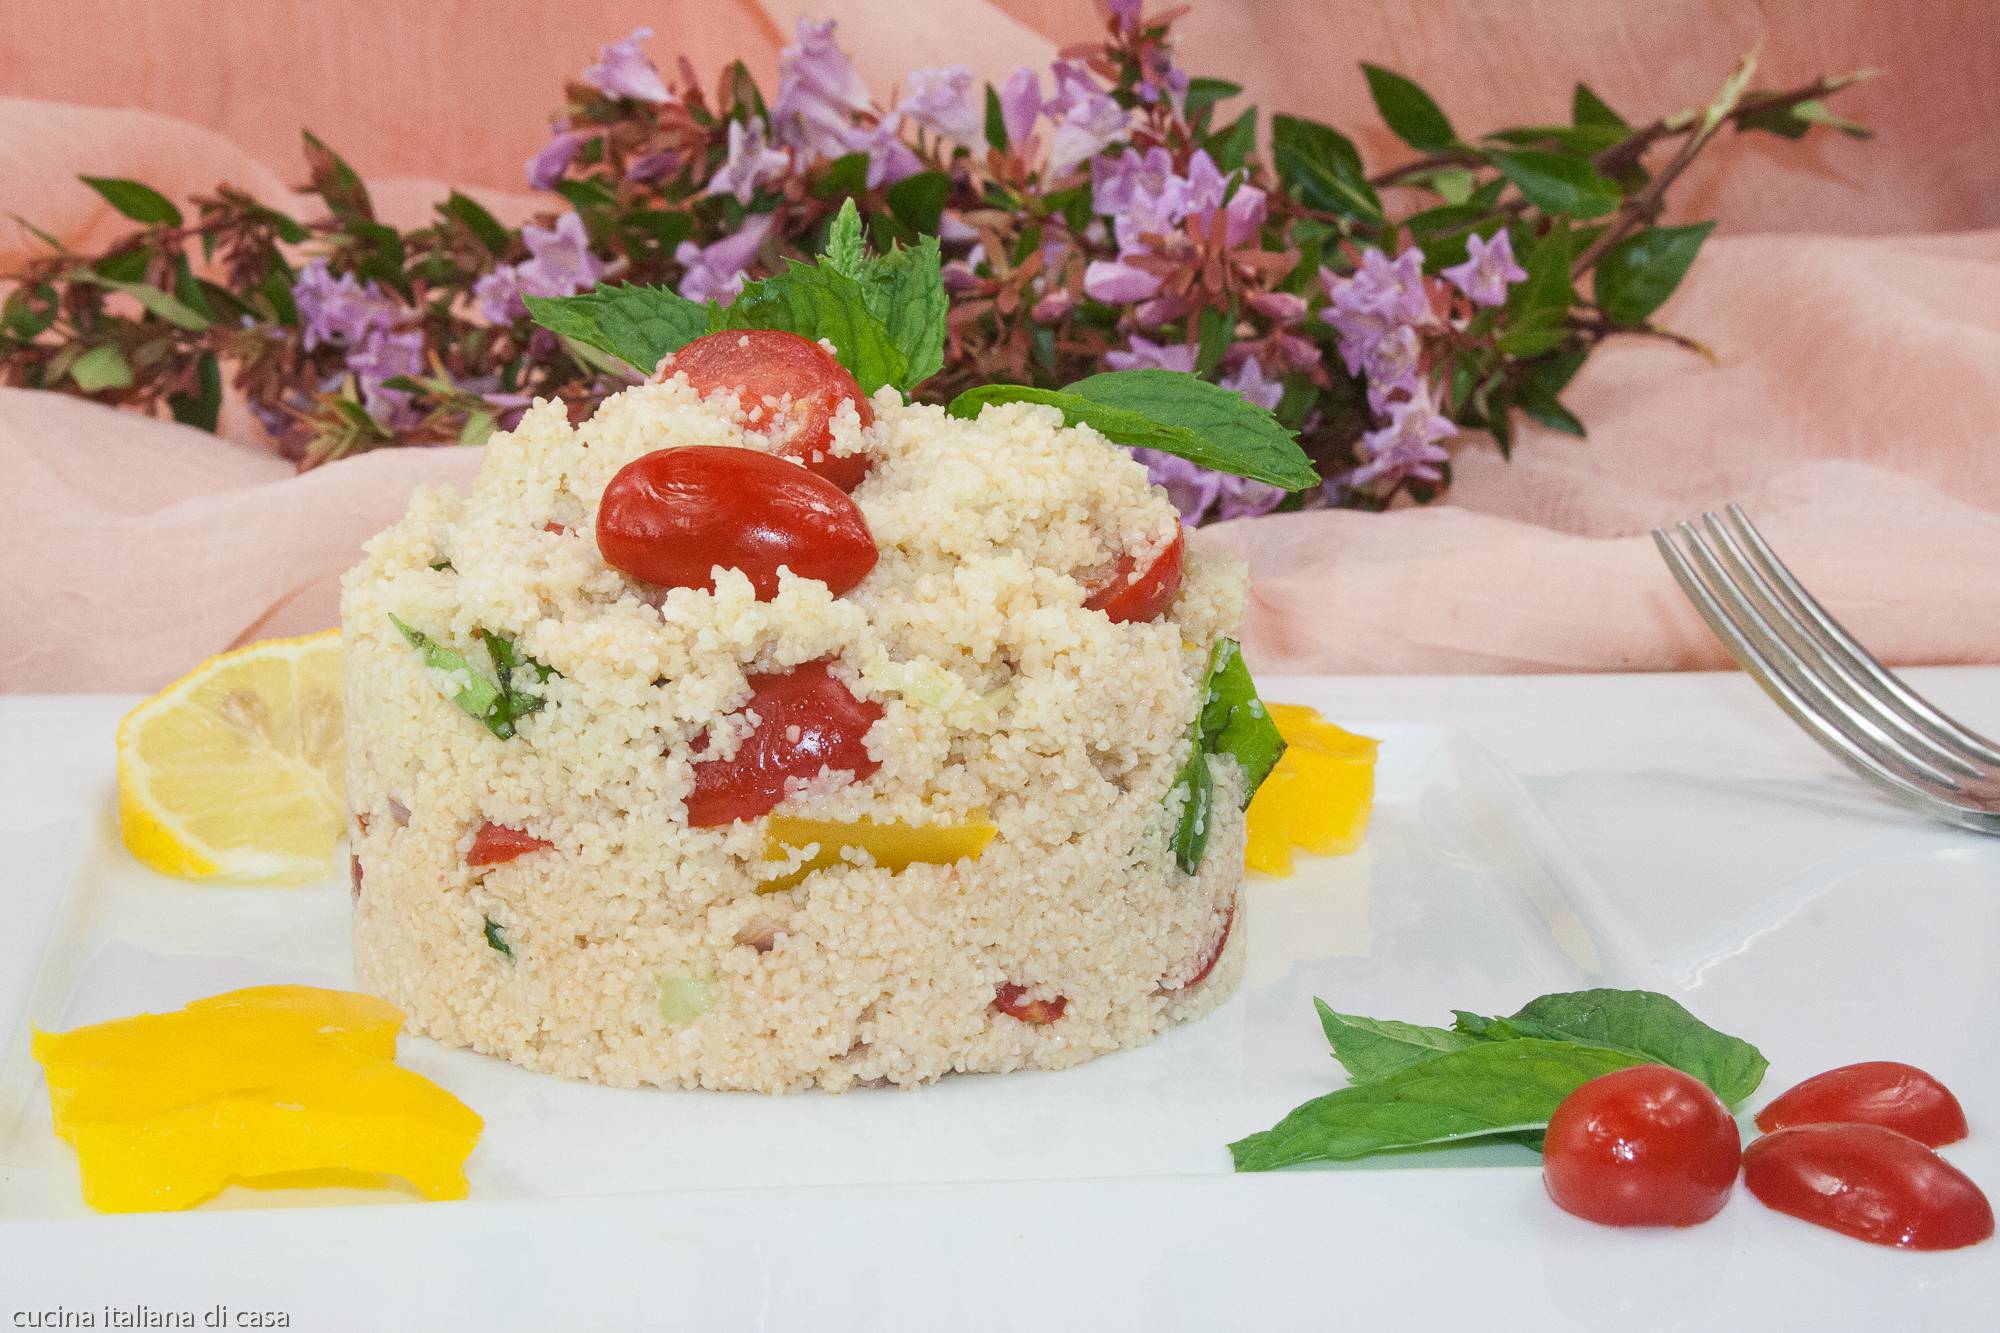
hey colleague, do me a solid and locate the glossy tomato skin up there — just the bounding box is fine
[1743,1123,1994,1250]
[659,330,873,490]
[1755,1062,1968,1147]
[684,660,883,827]
[993,983,1067,1024]
[1543,1065,1741,1227]
[596,446,877,600]
[1085,525,1184,623]
[466,822,553,867]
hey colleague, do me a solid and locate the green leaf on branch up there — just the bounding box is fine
[946,369,1320,490]
[69,343,133,392]
[71,272,211,331]
[886,170,949,235]
[301,130,374,223]
[1738,97,1872,142]
[1499,224,1574,356]
[79,176,183,227]
[1571,83,1630,131]
[1593,221,1713,325]
[1272,114,1383,224]
[1360,64,1457,152]
[984,85,1009,152]
[812,152,871,201]
[1488,149,1622,218]
[439,191,512,255]
[168,350,223,432]
[1206,106,1259,173]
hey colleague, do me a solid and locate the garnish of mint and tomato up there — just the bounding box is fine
[1233,989,1992,1250]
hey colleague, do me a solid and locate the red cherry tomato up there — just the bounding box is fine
[544,521,570,535]
[466,822,553,867]
[1755,1062,1968,1147]
[597,445,877,600]
[659,329,873,490]
[1085,525,1184,623]
[994,983,1067,1024]
[1543,1065,1741,1227]
[349,853,363,902]
[1743,1123,1994,1250]
[684,660,883,827]
[1165,896,1235,991]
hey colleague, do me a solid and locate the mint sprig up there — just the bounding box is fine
[1170,638,1285,874]
[525,200,944,396]
[946,370,1320,491]
[388,615,555,741]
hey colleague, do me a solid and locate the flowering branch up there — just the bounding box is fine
[0,0,1871,522]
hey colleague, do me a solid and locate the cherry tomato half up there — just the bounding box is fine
[466,822,553,867]
[1085,525,1184,624]
[1743,1123,1994,1250]
[1543,1065,1741,1227]
[1164,896,1235,991]
[684,660,883,827]
[597,445,878,600]
[659,329,873,490]
[1755,1062,1968,1148]
[994,983,1067,1024]
[349,853,363,902]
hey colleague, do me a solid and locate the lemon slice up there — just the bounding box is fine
[116,631,346,883]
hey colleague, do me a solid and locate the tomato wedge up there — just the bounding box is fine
[684,660,883,827]
[1542,1065,1741,1227]
[1085,525,1184,623]
[1755,1062,1968,1147]
[1165,897,1235,991]
[466,822,553,867]
[596,445,877,600]
[1743,1123,1994,1250]
[993,983,1067,1024]
[659,329,873,490]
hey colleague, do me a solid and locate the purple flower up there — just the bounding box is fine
[1248,290,1308,325]
[474,265,527,325]
[1104,335,1194,373]
[1083,257,1161,304]
[1109,148,1265,259]
[1217,354,1282,411]
[997,67,1042,149]
[582,27,672,104]
[675,213,774,305]
[1361,324,1422,408]
[626,150,680,183]
[1107,0,1145,35]
[1044,61,1128,176]
[773,19,872,161]
[1321,248,1431,382]
[1441,229,1528,308]
[525,128,591,191]
[1349,246,1432,326]
[474,213,605,324]
[1032,289,1077,322]
[344,329,425,428]
[849,114,925,188]
[1091,146,1173,217]
[1214,475,1288,521]
[293,262,401,350]
[899,65,983,147]
[1133,449,1223,524]
[1351,388,1457,488]
[704,118,789,204]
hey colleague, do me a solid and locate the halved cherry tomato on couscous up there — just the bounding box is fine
[658,330,873,490]
[597,445,878,600]
[1085,525,1184,624]
[993,983,1066,1024]
[685,660,883,827]
[466,822,553,867]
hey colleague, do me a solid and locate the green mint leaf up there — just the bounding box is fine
[1229,1038,1644,1171]
[1315,999,1483,1082]
[1169,722,1216,876]
[821,198,867,276]
[483,916,513,959]
[1169,638,1283,873]
[1360,64,1457,153]
[78,176,183,228]
[477,629,555,730]
[844,235,947,389]
[387,614,513,739]
[524,285,709,375]
[167,350,223,432]
[1460,989,1769,1106]
[1271,114,1383,224]
[1593,221,1714,326]
[720,260,910,394]
[1571,83,1630,131]
[1488,149,1622,219]
[68,343,132,392]
[440,190,512,256]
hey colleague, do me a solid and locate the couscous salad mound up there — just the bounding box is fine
[343,211,1305,1093]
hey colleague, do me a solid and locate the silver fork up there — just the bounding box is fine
[1652,504,2000,835]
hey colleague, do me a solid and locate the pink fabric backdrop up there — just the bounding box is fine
[5,2,1999,690]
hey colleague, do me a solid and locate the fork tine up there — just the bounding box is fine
[1653,525,1972,808]
[1723,504,2000,767]
[1699,513,1990,782]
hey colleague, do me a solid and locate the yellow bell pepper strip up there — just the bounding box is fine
[31,985,482,1212]
[65,1055,483,1213]
[1244,704,1379,875]
[760,815,998,893]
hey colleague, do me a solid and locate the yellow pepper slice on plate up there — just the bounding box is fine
[1245,704,1379,875]
[761,815,997,893]
[32,985,481,1212]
